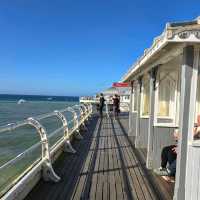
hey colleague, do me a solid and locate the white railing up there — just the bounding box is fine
[0,104,93,199]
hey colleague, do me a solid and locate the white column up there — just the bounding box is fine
[147,66,158,169]
[128,81,134,135]
[174,45,199,200]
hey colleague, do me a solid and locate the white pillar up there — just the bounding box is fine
[174,45,199,200]
[147,66,158,169]
[135,77,142,148]
[128,81,134,135]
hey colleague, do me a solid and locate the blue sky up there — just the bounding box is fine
[0,0,199,96]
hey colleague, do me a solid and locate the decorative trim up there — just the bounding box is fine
[122,18,200,83]
[167,29,200,40]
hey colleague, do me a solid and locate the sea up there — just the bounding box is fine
[0,94,79,196]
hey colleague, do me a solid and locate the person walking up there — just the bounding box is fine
[113,94,120,119]
[99,93,105,118]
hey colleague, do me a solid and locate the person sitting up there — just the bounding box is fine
[153,128,179,178]
[154,118,200,180]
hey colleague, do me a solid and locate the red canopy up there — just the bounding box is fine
[112,82,130,87]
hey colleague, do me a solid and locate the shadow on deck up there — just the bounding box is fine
[25,114,171,200]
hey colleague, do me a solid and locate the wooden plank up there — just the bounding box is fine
[89,149,100,199]
[89,119,102,200]
[127,147,154,200]
[55,117,100,200]
[118,118,159,200]
[103,127,109,200]
[113,143,124,200]
[108,125,117,200]
[95,120,105,200]
[69,118,101,200]
[115,124,141,200]
[111,119,134,200]
[119,119,157,200]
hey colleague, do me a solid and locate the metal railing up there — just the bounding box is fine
[0,103,92,199]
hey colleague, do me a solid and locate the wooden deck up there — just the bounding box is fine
[25,114,167,200]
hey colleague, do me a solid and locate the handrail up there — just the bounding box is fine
[27,117,61,182]
[54,110,76,153]
[0,103,92,198]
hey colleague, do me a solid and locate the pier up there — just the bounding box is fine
[25,113,173,200]
[1,17,200,200]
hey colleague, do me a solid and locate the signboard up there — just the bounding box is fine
[111,82,131,95]
[112,82,130,87]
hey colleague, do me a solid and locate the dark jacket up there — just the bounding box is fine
[113,97,119,108]
[99,97,105,108]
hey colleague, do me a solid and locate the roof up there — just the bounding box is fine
[122,16,200,82]
[102,87,130,96]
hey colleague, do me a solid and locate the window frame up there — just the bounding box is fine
[154,68,180,126]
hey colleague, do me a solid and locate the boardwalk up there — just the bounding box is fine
[25,114,160,200]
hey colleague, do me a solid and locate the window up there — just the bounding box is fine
[141,76,150,117]
[158,71,177,117]
[154,68,179,126]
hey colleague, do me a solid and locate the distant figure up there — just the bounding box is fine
[113,94,120,119]
[99,93,105,118]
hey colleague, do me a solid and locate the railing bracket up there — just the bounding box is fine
[74,130,83,140]
[64,139,76,154]
[80,123,88,132]
[43,161,61,182]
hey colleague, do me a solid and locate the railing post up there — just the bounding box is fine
[87,104,92,118]
[54,111,76,154]
[27,117,61,183]
[85,104,91,120]
[77,105,84,122]
[84,103,92,122]
[67,107,83,140]
[79,105,88,131]
[81,104,88,121]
